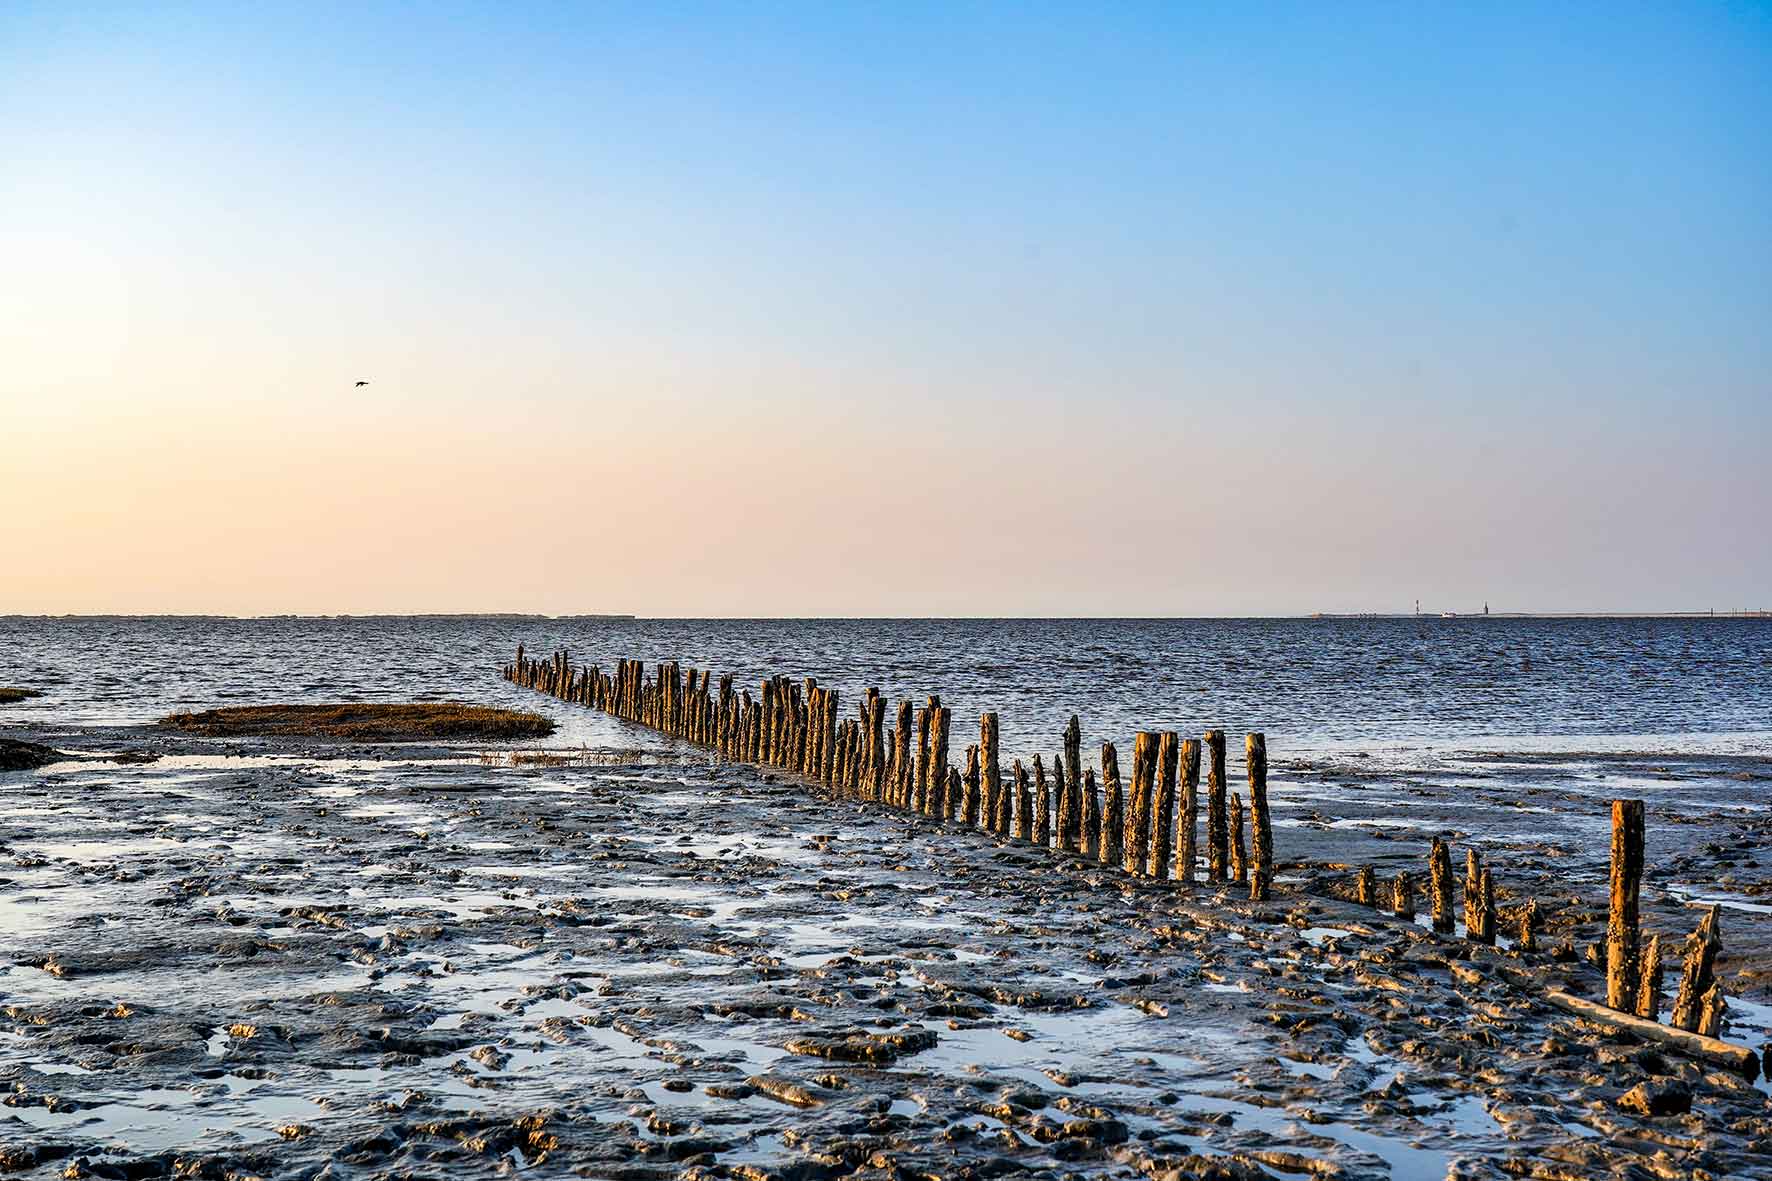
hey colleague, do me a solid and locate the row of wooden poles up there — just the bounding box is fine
[1349,800,1728,1038]
[503,646,1279,899]
[503,646,1733,1047]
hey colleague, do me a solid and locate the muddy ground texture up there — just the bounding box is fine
[0,723,1769,1180]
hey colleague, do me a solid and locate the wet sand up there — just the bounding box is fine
[1,725,1769,1178]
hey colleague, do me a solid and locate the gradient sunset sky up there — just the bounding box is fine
[3,2,1768,617]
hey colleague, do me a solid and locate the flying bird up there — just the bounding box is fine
[354,380,370,388]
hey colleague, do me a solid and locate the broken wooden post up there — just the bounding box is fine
[1520,897,1539,953]
[1393,872,1415,920]
[1606,798,1645,1011]
[1429,838,1456,935]
[1101,743,1123,866]
[1082,768,1100,858]
[1463,849,1484,940]
[1177,738,1200,884]
[1636,932,1663,1021]
[1033,754,1052,848]
[963,745,981,827]
[1671,906,1722,1033]
[1151,732,1178,880]
[1053,753,1073,852]
[1356,865,1377,907]
[944,765,961,822]
[1477,868,1495,945]
[1247,733,1272,902]
[1544,990,1758,1078]
[1229,792,1247,884]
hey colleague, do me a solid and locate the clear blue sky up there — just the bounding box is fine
[2,3,1768,615]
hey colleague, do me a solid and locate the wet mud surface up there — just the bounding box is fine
[1,726,1769,1179]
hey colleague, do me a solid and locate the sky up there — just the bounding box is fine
[2,2,1768,617]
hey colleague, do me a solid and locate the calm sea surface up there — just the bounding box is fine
[1,616,1768,759]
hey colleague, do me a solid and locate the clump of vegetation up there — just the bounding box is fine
[160,702,555,741]
[0,687,44,704]
[0,738,61,771]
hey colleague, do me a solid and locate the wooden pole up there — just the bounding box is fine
[1246,733,1272,902]
[929,707,950,813]
[1062,715,1083,854]
[980,713,1000,835]
[1429,838,1456,935]
[1177,738,1200,884]
[1125,732,1155,876]
[1151,732,1178,880]
[1519,897,1538,953]
[1606,798,1645,1011]
[1014,760,1033,841]
[1101,743,1123,866]
[1033,754,1052,848]
[894,699,913,805]
[1229,792,1247,884]
[1356,865,1376,907]
[1052,753,1072,852]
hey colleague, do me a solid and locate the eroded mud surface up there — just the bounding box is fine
[1,729,1769,1179]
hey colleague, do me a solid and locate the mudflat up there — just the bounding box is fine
[0,724,1767,1178]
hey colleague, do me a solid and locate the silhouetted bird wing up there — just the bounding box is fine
[354,380,369,387]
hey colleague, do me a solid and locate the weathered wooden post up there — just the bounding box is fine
[1082,769,1101,858]
[1429,838,1456,934]
[1356,865,1376,907]
[1177,738,1200,884]
[1477,868,1495,944]
[1463,849,1483,940]
[866,690,885,799]
[894,699,913,804]
[916,702,932,805]
[929,707,951,810]
[1247,733,1272,902]
[1392,872,1415,920]
[980,714,1001,834]
[944,765,961,822]
[1014,760,1033,841]
[1229,792,1247,884]
[963,745,981,827]
[1519,897,1538,952]
[1636,933,1663,1021]
[1125,732,1156,876]
[1053,753,1073,852]
[1670,906,1721,1033]
[1606,798,1645,1011]
[822,689,839,786]
[1101,743,1124,866]
[1152,732,1178,880]
[1033,754,1052,848]
[1062,716,1083,853]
